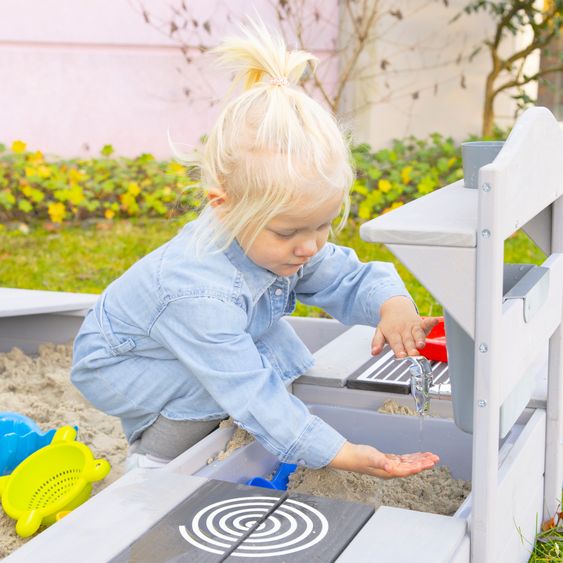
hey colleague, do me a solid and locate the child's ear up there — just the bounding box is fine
[207,187,226,207]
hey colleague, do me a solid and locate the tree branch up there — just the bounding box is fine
[493,63,563,97]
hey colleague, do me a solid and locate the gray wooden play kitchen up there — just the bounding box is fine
[2,107,562,562]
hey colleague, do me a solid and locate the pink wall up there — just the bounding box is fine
[0,0,339,159]
[0,1,542,159]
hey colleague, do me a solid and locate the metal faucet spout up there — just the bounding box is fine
[407,356,433,415]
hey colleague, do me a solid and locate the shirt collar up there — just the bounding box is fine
[224,237,279,300]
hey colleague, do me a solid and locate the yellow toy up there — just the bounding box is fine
[0,426,110,537]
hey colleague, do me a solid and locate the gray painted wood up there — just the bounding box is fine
[118,480,373,562]
[360,180,477,248]
[297,325,375,387]
[0,288,97,317]
[336,506,468,563]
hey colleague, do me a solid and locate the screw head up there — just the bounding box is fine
[481,229,491,239]
[482,183,492,192]
[478,400,487,408]
[479,343,488,353]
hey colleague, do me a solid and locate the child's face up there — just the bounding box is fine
[242,194,343,276]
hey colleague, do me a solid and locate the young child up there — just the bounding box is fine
[71,20,439,477]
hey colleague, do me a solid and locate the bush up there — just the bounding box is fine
[350,133,464,221]
[0,142,198,224]
[0,131,506,225]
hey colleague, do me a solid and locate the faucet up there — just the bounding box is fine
[407,356,433,415]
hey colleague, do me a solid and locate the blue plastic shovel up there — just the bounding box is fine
[246,463,297,490]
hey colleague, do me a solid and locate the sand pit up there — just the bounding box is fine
[213,401,471,516]
[0,345,127,558]
[0,346,470,559]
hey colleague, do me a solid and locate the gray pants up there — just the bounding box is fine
[135,415,222,460]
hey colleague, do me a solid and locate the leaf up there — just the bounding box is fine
[0,189,16,209]
[100,144,114,157]
[17,199,33,213]
[541,517,554,531]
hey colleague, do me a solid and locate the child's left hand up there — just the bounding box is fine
[372,296,440,359]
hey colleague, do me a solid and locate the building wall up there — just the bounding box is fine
[339,0,539,144]
[0,0,542,158]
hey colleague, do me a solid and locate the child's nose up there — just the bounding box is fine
[295,238,318,257]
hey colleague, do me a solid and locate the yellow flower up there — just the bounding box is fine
[127,182,141,196]
[11,140,26,154]
[68,168,86,184]
[48,202,66,223]
[68,185,85,205]
[378,178,392,193]
[167,162,185,175]
[37,165,51,179]
[27,151,44,164]
[104,209,115,220]
[400,166,412,185]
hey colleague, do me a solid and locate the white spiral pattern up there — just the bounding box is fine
[178,496,329,557]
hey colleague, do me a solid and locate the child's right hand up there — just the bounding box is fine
[328,441,439,479]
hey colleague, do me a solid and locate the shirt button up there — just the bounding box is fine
[274,288,283,296]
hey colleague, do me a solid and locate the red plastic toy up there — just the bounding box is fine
[419,316,448,363]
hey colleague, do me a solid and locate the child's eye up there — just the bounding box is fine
[275,231,296,239]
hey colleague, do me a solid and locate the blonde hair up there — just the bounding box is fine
[193,18,354,254]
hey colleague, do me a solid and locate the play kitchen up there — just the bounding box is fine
[2,107,563,562]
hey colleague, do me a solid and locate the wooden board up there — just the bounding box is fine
[117,479,374,562]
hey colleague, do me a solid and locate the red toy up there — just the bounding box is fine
[419,316,448,363]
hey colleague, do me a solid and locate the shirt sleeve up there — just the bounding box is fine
[295,243,413,326]
[149,296,346,468]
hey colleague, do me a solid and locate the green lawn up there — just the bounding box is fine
[0,218,546,319]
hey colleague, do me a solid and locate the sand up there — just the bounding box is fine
[287,400,471,515]
[213,400,471,516]
[0,345,127,558]
[0,347,470,559]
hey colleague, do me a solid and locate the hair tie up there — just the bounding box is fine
[270,76,289,87]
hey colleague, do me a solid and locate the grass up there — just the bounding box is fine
[0,217,558,560]
[0,217,546,315]
[529,527,563,562]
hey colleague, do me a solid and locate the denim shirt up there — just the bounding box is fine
[71,216,411,468]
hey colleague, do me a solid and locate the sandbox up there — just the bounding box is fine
[2,107,563,562]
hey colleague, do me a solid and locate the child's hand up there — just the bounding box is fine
[372,296,440,359]
[329,442,439,479]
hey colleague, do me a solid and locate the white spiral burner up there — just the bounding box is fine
[179,495,329,557]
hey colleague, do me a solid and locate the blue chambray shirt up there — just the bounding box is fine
[71,215,411,468]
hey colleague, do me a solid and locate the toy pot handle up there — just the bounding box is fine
[52,426,77,444]
[16,510,43,538]
[84,459,111,482]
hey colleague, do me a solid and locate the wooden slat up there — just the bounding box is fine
[498,254,563,405]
